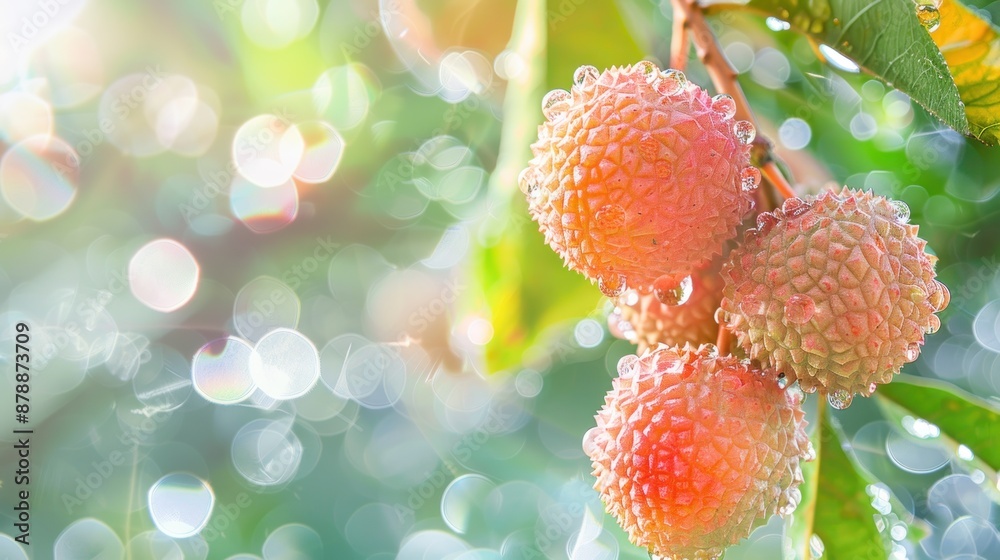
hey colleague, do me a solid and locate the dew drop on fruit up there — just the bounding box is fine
[868,382,878,395]
[517,167,539,195]
[599,274,626,298]
[573,64,599,87]
[702,343,719,357]
[711,94,737,119]
[659,69,687,96]
[654,160,672,179]
[784,294,816,324]
[929,281,950,311]
[828,389,853,409]
[740,166,762,191]
[802,384,818,394]
[923,314,941,335]
[635,60,658,83]
[541,89,572,120]
[786,383,805,402]
[782,197,810,218]
[916,4,941,32]
[595,204,626,231]
[776,374,788,389]
[739,292,765,315]
[616,354,639,376]
[582,427,601,457]
[889,199,910,223]
[803,441,817,461]
[638,135,659,161]
[734,120,756,145]
[713,307,728,325]
[903,343,920,363]
[756,212,778,235]
[653,274,692,306]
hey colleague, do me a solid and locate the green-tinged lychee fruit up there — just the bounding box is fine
[720,187,950,403]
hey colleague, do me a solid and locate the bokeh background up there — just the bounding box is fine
[0,0,999,558]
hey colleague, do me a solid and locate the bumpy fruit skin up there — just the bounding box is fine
[585,344,812,559]
[609,266,723,353]
[720,187,950,396]
[523,63,754,293]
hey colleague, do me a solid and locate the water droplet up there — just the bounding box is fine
[740,166,762,191]
[802,384,818,394]
[653,275,692,306]
[634,60,658,83]
[868,382,878,395]
[784,294,816,324]
[599,274,626,298]
[756,212,779,235]
[739,292,765,315]
[517,167,539,195]
[573,65,599,87]
[659,69,687,95]
[733,120,756,145]
[889,199,910,223]
[595,204,626,230]
[923,314,941,335]
[701,344,719,358]
[711,94,737,119]
[828,389,853,409]
[617,354,639,375]
[782,197,810,218]
[786,383,805,402]
[654,160,672,179]
[777,374,788,389]
[929,281,950,311]
[713,307,728,325]
[582,427,602,457]
[810,534,825,558]
[916,4,941,32]
[541,89,572,120]
[638,135,659,161]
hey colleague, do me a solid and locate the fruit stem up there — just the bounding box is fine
[716,325,733,355]
[762,160,796,200]
[670,0,755,125]
[670,13,689,71]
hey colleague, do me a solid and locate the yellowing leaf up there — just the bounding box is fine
[931,0,1000,144]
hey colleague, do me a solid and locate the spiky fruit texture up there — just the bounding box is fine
[609,266,723,353]
[720,188,950,397]
[521,63,754,294]
[585,344,812,559]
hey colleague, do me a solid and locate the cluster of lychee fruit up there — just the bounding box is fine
[520,62,949,559]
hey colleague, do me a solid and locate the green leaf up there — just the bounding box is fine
[876,374,1000,471]
[929,0,1000,144]
[788,402,889,560]
[739,0,969,137]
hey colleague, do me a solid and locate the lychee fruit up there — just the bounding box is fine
[609,265,724,353]
[584,344,812,559]
[720,187,949,402]
[520,62,757,297]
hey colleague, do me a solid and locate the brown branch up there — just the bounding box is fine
[671,0,796,207]
[762,161,796,200]
[671,13,689,71]
[716,324,733,355]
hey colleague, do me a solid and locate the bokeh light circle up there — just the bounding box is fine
[232,417,303,486]
[192,337,256,404]
[249,328,320,400]
[0,135,79,221]
[148,473,215,538]
[53,518,123,560]
[128,238,200,312]
[232,114,305,188]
